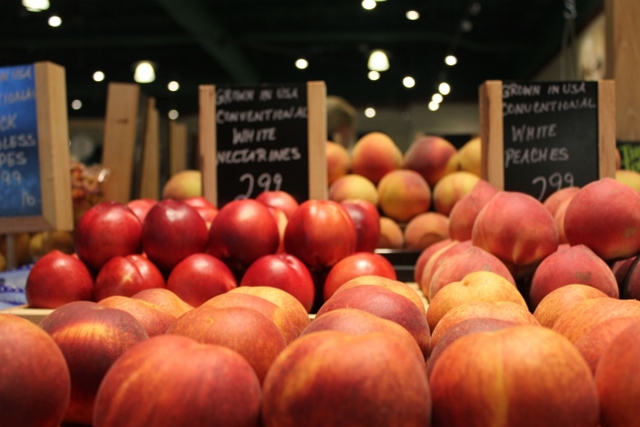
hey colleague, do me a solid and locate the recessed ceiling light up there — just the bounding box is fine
[22,0,49,12]
[428,101,440,111]
[93,71,105,82]
[368,70,380,81]
[48,15,61,27]
[368,50,389,71]
[406,10,420,20]
[432,93,444,103]
[295,58,308,69]
[403,76,415,88]
[364,107,376,118]
[168,110,179,120]
[168,81,180,91]
[134,61,156,83]
[71,99,82,110]
[445,55,458,66]
[439,82,451,95]
[362,0,376,10]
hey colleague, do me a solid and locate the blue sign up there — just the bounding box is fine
[0,64,43,217]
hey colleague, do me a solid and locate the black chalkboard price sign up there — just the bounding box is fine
[0,62,73,234]
[479,80,616,202]
[199,82,327,207]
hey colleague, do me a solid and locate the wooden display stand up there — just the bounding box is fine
[169,120,188,176]
[139,97,160,200]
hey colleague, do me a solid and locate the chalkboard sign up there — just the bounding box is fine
[0,62,73,233]
[199,81,327,207]
[480,80,616,202]
[0,64,42,217]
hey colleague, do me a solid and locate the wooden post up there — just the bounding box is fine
[139,97,160,200]
[605,0,640,142]
[101,83,140,203]
[169,120,188,176]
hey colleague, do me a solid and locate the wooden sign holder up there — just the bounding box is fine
[0,61,73,235]
[198,81,327,207]
[479,80,616,193]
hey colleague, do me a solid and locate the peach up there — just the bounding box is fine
[564,177,640,261]
[39,301,149,425]
[457,136,481,177]
[529,244,619,309]
[0,314,71,427]
[542,186,580,217]
[328,173,379,206]
[93,335,261,427]
[333,275,426,315]
[595,321,640,427]
[161,169,202,200]
[419,239,472,297]
[299,308,424,363]
[316,285,431,358]
[615,168,640,192]
[97,295,176,337]
[326,140,351,186]
[432,171,480,216]
[448,179,498,241]
[131,288,194,318]
[430,325,599,427]
[427,248,518,303]
[414,238,456,284]
[403,135,459,187]
[261,330,431,427]
[553,197,572,244]
[229,286,311,342]
[403,211,449,251]
[552,297,640,343]
[622,255,640,299]
[322,252,396,301]
[430,300,539,352]
[472,191,559,279]
[377,169,431,223]
[612,256,636,290]
[166,305,286,384]
[426,270,526,332]
[350,132,403,185]
[426,317,517,378]
[574,316,640,374]
[377,216,405,249]
[532,284,609,329]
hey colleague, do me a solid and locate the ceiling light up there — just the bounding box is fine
[168,81,180,91]
[22,0,49,12]
[428,101,440,112]
[406,10,420,20]
[71,100,82,110]
[438,82,451,95]
[362,0,377,10]
[364,107,376,118]
[445,55,458,66]
[295,58,308,69]
[469,2,481,15]
[93,71,105,82]
[48,15,61,27]
[403,76,415,88]
[460,19,473,32]
[134,61,156,83]
[432,93,444,103]
[168,110,179,120]
[368,70,380,81]
[368,50,389,71]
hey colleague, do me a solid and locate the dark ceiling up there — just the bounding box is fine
[2,0,603,118]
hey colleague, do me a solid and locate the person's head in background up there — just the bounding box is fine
[327,95,357,150]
